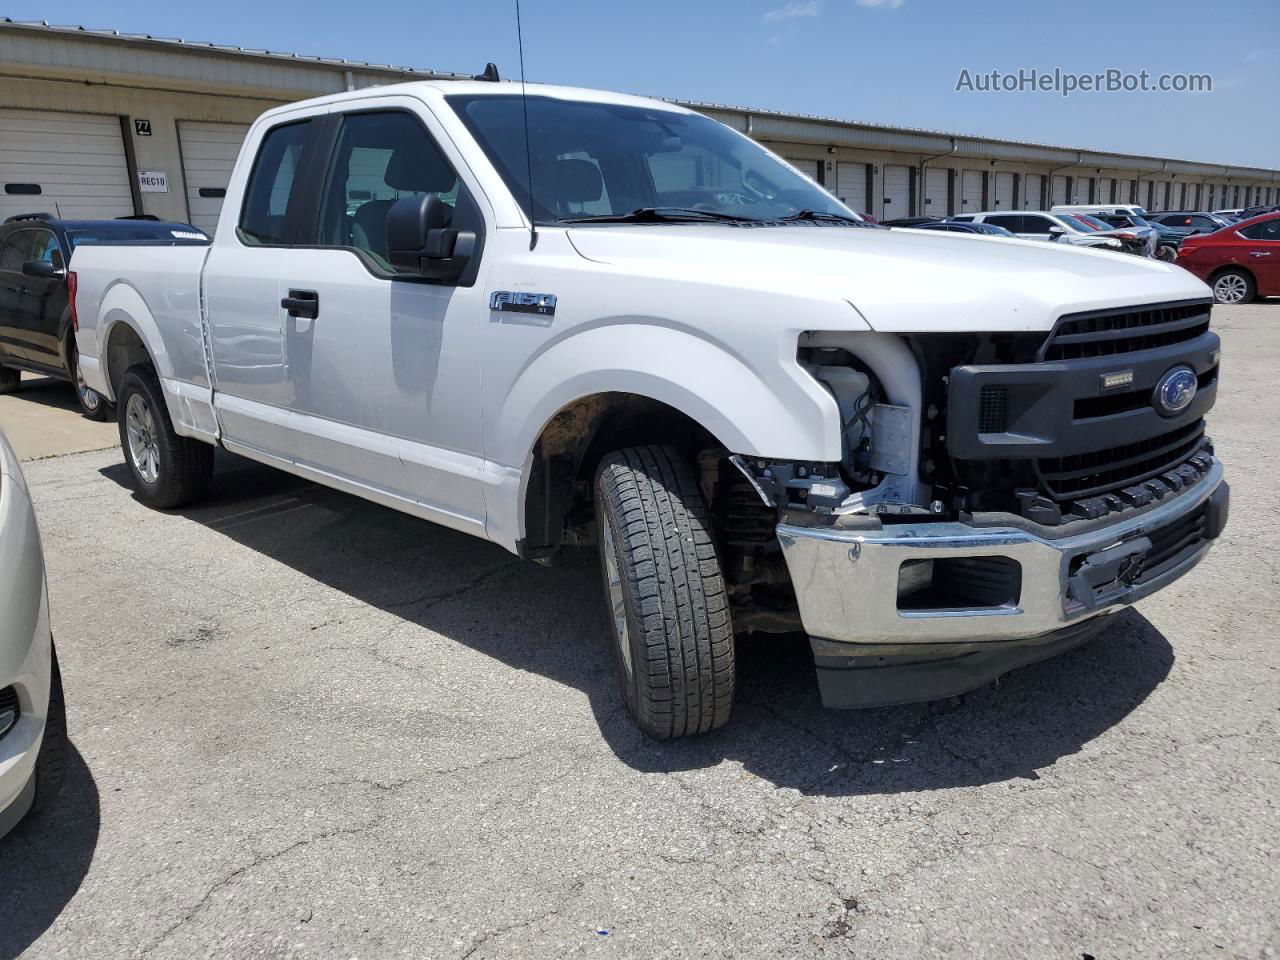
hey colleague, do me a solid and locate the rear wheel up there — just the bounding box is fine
[0,365,20,394]
[594,445,735,739]
[117,365,214,509]
[67,337,109,421]
[1211,268,1255,305]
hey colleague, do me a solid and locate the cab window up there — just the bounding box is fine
[316,111,463,274]
[240,120,313,245]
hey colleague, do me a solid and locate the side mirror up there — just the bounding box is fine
[22,259,65,280]
[1047,226,1065,239]
[387,194,475,281]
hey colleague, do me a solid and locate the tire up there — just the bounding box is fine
[595,445,735,739]
[0,364,20,394]
[1156,245,1178,263]
[116,364,214,509]
[67,336,110,421]
[1211,268,1255,305]
[28,643,66,817]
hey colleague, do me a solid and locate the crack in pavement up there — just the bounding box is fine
[138,819,384,956]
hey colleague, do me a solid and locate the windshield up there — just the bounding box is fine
[1075,215,1112,230]
[1063,214,1101,232]
[447,94,857,225]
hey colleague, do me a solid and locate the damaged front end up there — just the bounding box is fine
[725,310,1228,708]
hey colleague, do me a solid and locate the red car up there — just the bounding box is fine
[1176,211,1280,304]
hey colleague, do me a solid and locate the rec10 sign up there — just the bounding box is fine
[138,170,168,193]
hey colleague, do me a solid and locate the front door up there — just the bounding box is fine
[278,107,488,535]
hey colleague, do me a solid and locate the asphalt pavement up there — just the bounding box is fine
[0,303,1276,959]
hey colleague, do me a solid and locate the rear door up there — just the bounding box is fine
[204,114,321,462]
[1238,218,1280,295]
[1019,213,1056,240]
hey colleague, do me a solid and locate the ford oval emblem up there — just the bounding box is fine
[1153,365,1198,417]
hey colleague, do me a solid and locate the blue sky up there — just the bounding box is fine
[24,0,1280,167]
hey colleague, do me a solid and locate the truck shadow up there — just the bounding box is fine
[103,453,1174,798]
[0,743,100,960]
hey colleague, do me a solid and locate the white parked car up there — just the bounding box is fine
[1051,203,1149,219]
[952,211,1125,250]
[0,427,64,837]
[71,80,1227,739]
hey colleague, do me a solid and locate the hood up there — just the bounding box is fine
[566,224,1210,333]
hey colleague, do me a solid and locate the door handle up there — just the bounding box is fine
[1249,251,1272,257]
[281,289,319,320]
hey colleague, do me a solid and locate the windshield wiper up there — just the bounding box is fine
[776,209,870,226]
[557,207,762,224]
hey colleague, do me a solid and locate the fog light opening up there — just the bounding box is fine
[897,556,1022,612]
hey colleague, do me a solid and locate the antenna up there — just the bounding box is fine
[515,0,537,249]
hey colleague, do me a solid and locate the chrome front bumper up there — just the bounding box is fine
[777,459,1227,647]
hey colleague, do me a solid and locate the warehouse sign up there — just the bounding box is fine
[138,170,168,193]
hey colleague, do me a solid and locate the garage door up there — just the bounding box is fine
[923,167,948,216]
[178,121,250,235]
[960,170,983,212]
[835,162,868,214]
[1022,174,1043,209]
[782,157,820,182]
[1097,178,1114,204]
[0,109,133,221]
[993,172,1014,209]
[1071,176,1090,203]
[881,164,910,219]
[1051,175,1069,206]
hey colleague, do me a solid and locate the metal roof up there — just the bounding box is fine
[2,17,1277,180]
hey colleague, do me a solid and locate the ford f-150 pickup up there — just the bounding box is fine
[71,80,1228,739]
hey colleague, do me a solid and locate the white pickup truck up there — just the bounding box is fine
[72,80,1228,739]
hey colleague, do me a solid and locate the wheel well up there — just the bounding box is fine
[1208,263,1254,284]
[521,393,723,558]
[104,321,153,399]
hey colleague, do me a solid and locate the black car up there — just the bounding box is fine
[0,213,208,418]
[882,216,944,228]
[919,220,1018,237]
[1144,211,1234,234]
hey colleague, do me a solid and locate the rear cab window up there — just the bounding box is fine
[239,119,314,246]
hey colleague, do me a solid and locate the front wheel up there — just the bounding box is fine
[68,337,110,421]
[1211,268,1255,305]
[595,445,735,739]
[117,365,214,509]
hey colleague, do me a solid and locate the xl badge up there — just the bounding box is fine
[1153,365,1197,417]
[490,291,557,316]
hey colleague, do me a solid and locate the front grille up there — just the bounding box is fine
[978,385,1008,433]
[1042,300,1211,362]
[0,685,17,741]
[1037,420,1206,500]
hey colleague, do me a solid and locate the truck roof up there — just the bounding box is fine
[255,78,697,123]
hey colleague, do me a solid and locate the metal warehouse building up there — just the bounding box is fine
[2,18,1277,231]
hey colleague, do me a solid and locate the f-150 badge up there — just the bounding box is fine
[490,291,557,316]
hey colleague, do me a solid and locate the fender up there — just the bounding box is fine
[90,281,219,442]
[492,322,846,473]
